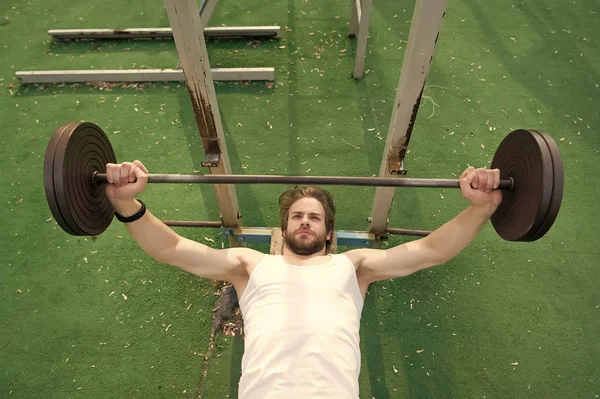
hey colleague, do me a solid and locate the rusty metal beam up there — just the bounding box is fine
[164,0,242,238]
[368,0,448,240]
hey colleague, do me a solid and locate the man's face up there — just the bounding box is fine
[284,197,331,256]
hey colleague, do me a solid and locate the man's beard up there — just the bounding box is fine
[283,228,327,255]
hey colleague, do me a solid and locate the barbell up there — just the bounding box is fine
[43,122,563,241]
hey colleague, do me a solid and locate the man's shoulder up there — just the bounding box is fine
[227,247,267,267]
[340,249,369,268]
[332,251,366,270]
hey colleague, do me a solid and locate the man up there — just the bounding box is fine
[105,160,501,398]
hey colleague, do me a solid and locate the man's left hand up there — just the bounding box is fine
[459,166,503,210]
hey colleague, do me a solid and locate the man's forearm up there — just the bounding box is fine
[112,199,179,260]
[424,204,496,262]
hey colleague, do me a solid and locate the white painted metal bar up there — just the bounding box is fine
[199,0,218,27]
[368,0,448,236]
[164,0,242,231]
[15,68,275,83]
[353,0,373,78]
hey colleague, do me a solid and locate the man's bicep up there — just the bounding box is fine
[157,237,255,281]
[351,240,443,283]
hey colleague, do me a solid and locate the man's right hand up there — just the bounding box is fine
[105,161,149,204]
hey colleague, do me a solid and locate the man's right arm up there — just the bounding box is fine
[105,160,261,282]
[112,199,255,284]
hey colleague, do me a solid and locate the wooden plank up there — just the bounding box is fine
[368,0,448,237]
[219,227,385,246]
[353,0,373,78]
[15,68,275,83]
[199,0,218,27]
[164,0,241,233]
[270,228,284,255]
[48,26,281,40]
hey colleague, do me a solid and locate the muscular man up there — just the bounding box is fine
[105,160,501,398]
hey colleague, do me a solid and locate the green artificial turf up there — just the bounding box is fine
[1,0,598,398]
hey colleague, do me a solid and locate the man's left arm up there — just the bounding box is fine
[347,167,502,283]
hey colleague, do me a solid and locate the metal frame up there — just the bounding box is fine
[198,0,218,28]
[163,0,244,246]
[368,0,448,242]
[15,68,275,84]
[158,0,447,246]
[16,0,278,84]
[349,0,373,78]
[48,0,280,41]
[32,0,447,246]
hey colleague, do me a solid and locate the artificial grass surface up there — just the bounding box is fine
[1,0,599,397]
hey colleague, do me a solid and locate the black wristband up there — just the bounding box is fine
[115,200,146,223]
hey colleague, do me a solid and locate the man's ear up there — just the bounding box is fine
[327,230,332,241]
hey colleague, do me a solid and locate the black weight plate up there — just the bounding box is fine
[67,126,117,235]
[53,122,116,236]
[528,130,564,241]
[44,123,81,235]
[490,129,553,241]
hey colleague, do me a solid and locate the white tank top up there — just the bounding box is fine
[238,254,364,398]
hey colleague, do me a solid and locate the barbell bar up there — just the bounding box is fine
[91,171,514,189]
[44,122,564,241]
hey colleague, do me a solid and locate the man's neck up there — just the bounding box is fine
[281,246,327,260]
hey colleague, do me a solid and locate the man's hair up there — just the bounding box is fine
[278,186,336,252]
